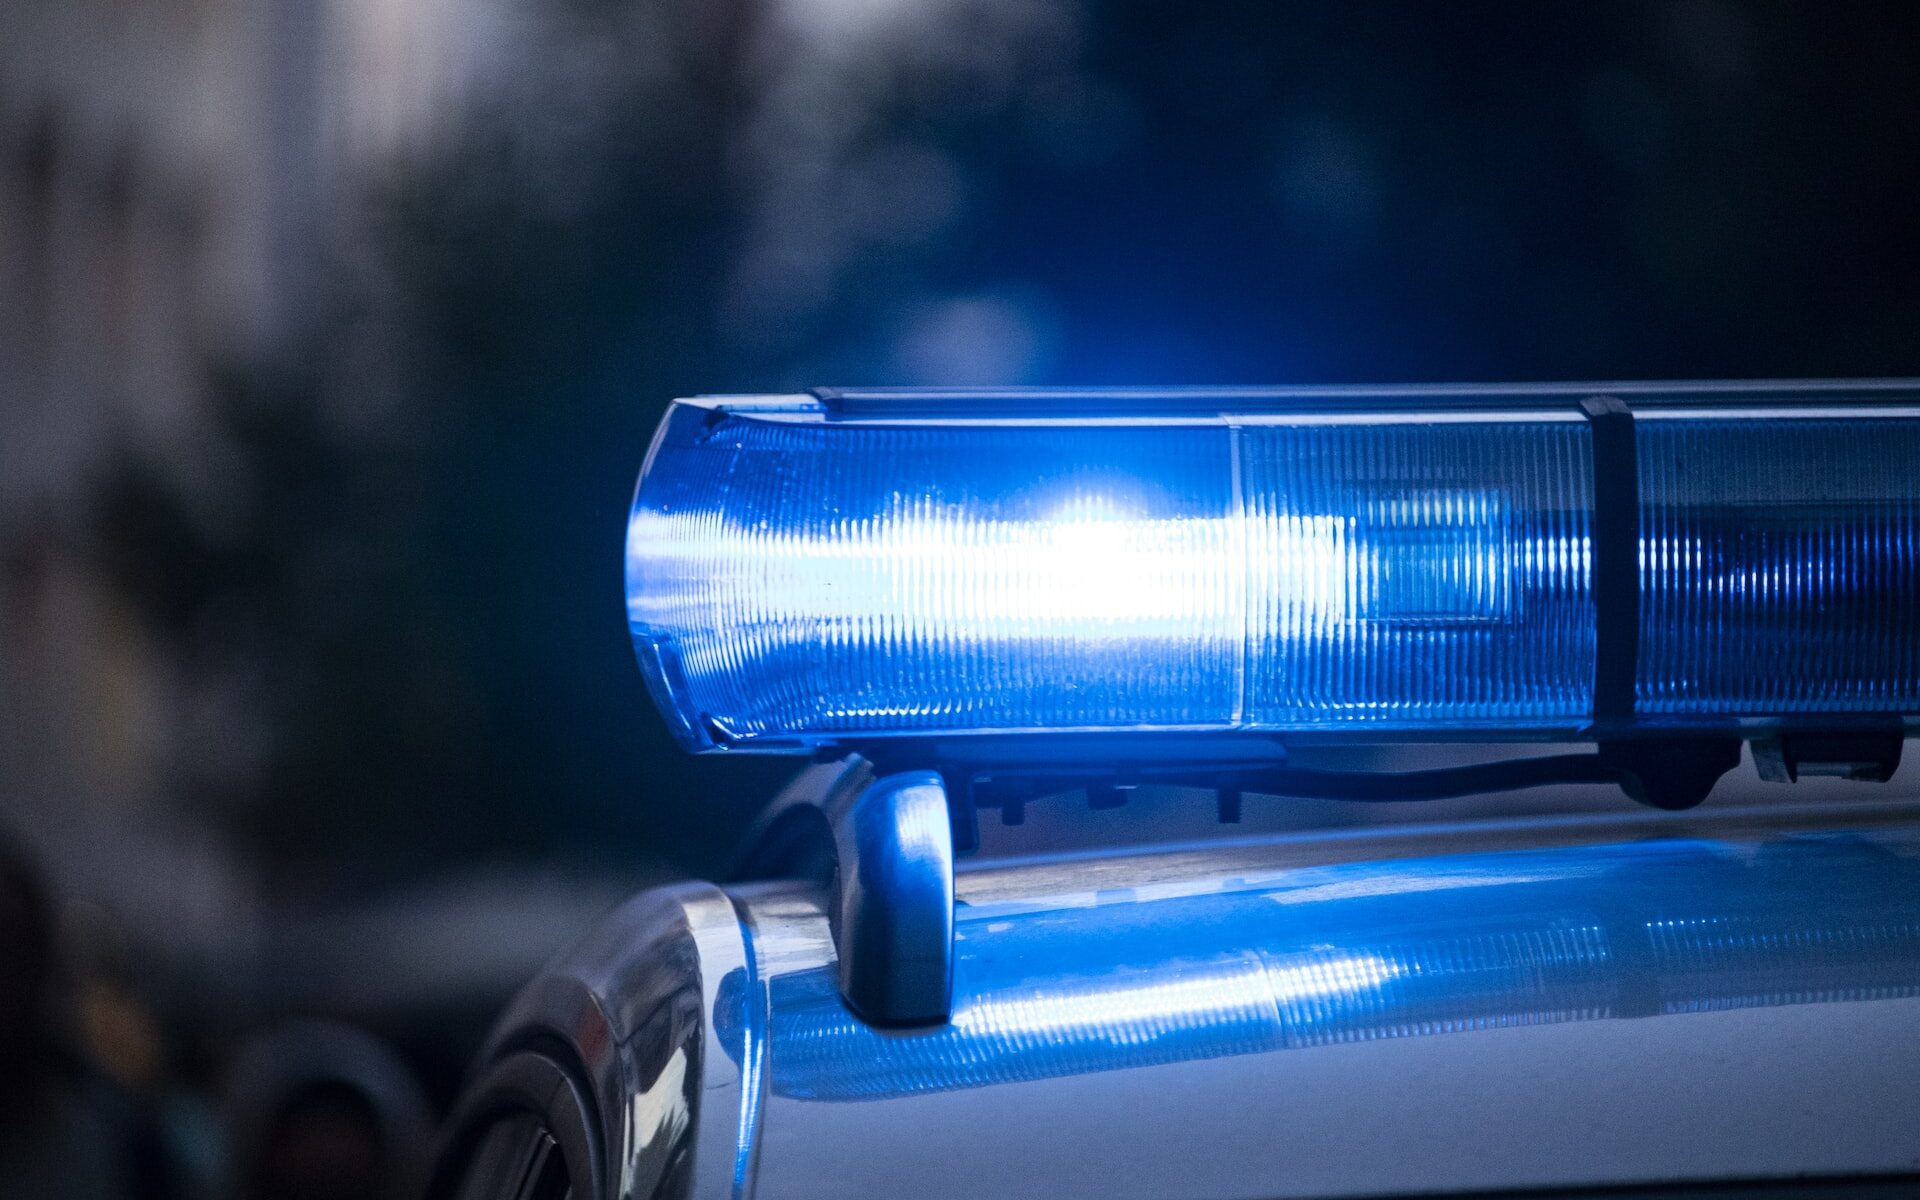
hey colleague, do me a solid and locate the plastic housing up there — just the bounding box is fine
[624,384,1920,751]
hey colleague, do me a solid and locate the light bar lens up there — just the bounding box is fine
[1639,412,1920,715]
[625,392,1920,750]
[629,416,1245,738]
[1243,421,1593,725]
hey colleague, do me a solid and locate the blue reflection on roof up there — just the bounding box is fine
[745,830,1920,1102]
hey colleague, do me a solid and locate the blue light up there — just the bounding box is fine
[626,400,1597,746]
[1637,411,1920,714]
[626,393,1920,749]
[1240,418,1593,724]
[627,415,1245,740]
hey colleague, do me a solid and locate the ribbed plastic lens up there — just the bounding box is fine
[627,401,1595,747]
[1243,420,1593,725]
[627,393,1920,749]
[1638,412,1920,715]
[627,409,1241,742]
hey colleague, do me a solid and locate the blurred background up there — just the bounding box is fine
[6,0,1920,1195]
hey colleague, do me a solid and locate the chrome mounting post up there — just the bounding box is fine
[827,770,955,1027]
[730,759,958,1027]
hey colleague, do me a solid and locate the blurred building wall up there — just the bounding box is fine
[0,0,496,1004]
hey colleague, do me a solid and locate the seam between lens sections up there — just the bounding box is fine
[1229,420,1250,729]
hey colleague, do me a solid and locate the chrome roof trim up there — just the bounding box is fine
[474,881,758,1200]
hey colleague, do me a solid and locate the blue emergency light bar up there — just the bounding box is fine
[625,383,1920,752]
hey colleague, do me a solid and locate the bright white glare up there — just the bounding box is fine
[949,953,1403,1048]
[628,489,1527,648]
[628,494,1368,644]
[627,408,1607,739]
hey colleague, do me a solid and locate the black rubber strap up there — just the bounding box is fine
[1581,396,1639,731]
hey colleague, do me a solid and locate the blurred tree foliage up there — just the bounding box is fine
[92,0,1081,884]
[90,0,1920,886]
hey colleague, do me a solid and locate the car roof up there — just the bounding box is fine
[484,801,1920,1200]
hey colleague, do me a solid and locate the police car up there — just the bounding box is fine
[429,383,1920,1200]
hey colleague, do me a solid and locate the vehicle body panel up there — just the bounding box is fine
[457,802,1920,1200]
